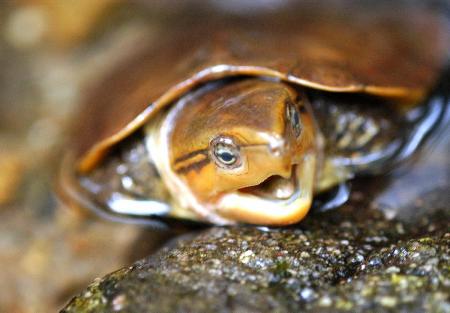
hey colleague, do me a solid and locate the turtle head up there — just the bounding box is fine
[153,79,318,225]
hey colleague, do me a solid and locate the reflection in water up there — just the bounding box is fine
[376,117,449,220]
[374,68,450,219]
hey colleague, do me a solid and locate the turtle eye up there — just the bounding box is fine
[210,136,241,169]
[286,101,302,137]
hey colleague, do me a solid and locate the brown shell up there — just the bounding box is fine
[74,3,450,173]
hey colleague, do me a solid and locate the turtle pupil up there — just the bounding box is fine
[219,151,234,163]
[215,144,237,165]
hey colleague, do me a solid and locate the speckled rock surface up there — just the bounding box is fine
[61,203,450,313]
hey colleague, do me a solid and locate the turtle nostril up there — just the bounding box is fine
[269,145,283,157]
[268,140,287,157]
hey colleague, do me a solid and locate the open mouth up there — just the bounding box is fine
[238,165,299,201]
[215,154,315,225]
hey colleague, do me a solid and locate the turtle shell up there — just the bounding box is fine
[73,3,449,173]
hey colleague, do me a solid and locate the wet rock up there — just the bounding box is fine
[61,206,449,313]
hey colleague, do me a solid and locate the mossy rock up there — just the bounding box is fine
[61,204,450,313]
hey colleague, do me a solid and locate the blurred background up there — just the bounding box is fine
[0,1,189,312]
[0,1,448,312]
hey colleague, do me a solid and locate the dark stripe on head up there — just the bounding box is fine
[174,149,208,164]
[175,157,210,174]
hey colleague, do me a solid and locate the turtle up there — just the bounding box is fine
[58,3,449,227]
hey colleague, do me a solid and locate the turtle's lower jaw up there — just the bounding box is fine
[215,154,316,225]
